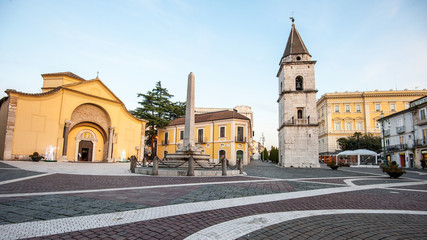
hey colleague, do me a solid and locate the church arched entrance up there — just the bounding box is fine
[75,130,98,162]
[79,140,93,161]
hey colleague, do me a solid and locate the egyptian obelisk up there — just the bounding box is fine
[183,72,195,150]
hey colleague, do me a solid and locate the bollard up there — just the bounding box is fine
[152,156,158,175]
[187,156,195,176]
[143,156,147,167]
[238,158,243,174]
[130,156,136,173]
[222,157,227,176]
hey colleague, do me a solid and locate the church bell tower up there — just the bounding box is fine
[277,18,319,168]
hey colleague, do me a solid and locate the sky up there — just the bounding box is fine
[1,0,427,148]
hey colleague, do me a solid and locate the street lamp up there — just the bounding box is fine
[380,111,388,166]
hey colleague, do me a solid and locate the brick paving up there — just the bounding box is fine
[0,160,426,239]
[237,214,427,240]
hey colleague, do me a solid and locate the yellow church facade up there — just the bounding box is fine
[157,110,253,165]
[317,89,427,155]
[0,72,147,162]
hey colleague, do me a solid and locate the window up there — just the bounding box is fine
[386,139,390,146]
[297,109,303,119]
[356,105,361,112]
[420,109,426,120]
[295,76,303,91]
[357,122,363,130]
[179,130,184,140]
[375,104,381,112]
[220,126,226,138]
[335,122,341,130]
[397,118,403,127]
[345,105,350,112]
[400,136,405,145]
[346,122,352,130]
[164,132,169,144]
[390,104,396,111]
[335,105,340,112]
[237,126,244,142]
[197,129,204,143]
[405,103,410,109]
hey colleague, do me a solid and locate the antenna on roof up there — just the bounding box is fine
[96,71,99,79]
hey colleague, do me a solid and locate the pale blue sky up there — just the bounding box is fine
[1,0,427,148]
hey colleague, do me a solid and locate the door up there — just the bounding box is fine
[236,150,244,164]
[219,150,226,161]
[79,140,93,161]
[399,154,405,167]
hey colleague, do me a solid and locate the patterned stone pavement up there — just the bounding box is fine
[0,160,426,239]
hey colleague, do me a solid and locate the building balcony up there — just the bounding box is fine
[415,118,427,126]
[235,136,246,143]
[396,126,405,134]
[386,144,407,152]
[384,129,390,137]
[415,139,427,147]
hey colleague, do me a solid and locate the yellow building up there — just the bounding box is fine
[0,72,147,162]
[157,110,252,165]
[317,89,427,155]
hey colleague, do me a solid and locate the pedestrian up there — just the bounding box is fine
[421,159,426,169]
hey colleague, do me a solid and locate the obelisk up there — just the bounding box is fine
[183,72,195,151]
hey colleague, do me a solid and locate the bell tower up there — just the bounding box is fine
[277,18,319,168]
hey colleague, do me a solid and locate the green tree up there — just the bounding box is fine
[262,148,269,161]
[131,81,185,144]
[337,132,381,152]
[269,146,279,163]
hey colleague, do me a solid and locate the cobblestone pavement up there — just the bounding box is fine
[0,160,426,239]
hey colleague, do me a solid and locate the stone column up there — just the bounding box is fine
[107,127,115,162]
[183,72,195,150]
[61,120,71,160]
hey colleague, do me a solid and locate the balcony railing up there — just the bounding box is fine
[415,139,427,147]
[235,136,246,143]
[286,118,310,125]
[396,126,405,134]
[384,129,390,137]
[386,144,407,152]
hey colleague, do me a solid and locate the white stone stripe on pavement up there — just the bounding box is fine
[0,180,426,240]
[184,209,427,240]
[0,173,54,186]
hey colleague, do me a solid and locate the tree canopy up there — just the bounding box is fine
[131,81,185,143]
[337,132,381,153]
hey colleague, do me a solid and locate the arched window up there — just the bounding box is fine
[297,109,303,119]
[296,76,303,91]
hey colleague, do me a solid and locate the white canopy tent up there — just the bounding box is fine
[337,149,378,166]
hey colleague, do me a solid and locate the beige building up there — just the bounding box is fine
[317,89,427,155]
[157,110,253,165]
[0,72,147,162]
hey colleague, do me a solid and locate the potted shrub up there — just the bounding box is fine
[29,152,43,162]
[327,161,339,170]
[382,161,406,178]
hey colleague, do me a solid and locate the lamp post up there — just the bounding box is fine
[380,112,388,166]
